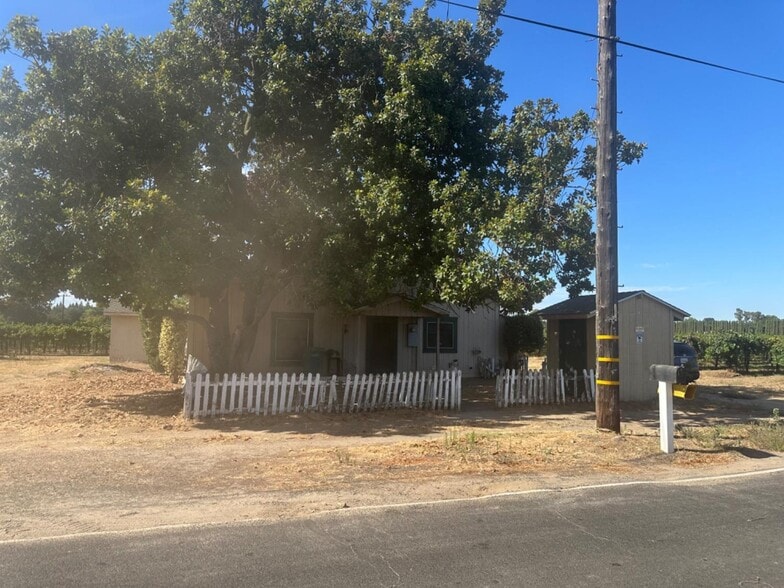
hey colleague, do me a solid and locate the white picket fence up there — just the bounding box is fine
[183,370,462,419]
[496,368,596,407]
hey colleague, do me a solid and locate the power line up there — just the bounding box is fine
[438,0,784,85]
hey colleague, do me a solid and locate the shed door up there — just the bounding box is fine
[366,317,398,374]
[559,319,588,372]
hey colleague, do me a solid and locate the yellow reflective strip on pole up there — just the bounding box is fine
[596,335,619,340]
[597,357,620,363]
[596,379,620,386]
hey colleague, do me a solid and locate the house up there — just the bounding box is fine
[536,291,688,401]
[103,300,146,363]
[186,284,503,377]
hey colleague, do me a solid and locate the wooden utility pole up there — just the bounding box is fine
[595,0,620,432]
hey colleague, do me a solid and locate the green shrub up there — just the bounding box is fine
[158,316,187,382]
[139,312,164,372]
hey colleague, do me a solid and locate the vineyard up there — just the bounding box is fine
[0,318,109,356]
[675,331,784,373]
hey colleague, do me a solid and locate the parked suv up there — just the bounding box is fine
[674,341,700,381]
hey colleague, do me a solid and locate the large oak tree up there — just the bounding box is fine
[0,0,643,371]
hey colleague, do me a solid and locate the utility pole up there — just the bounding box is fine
[595,0,620,432]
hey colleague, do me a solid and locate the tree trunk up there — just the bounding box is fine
[206,290,231,374]
[204,280,288,374]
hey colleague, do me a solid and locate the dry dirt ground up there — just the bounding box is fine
[1,356,783,541]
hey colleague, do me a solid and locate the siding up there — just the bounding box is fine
[392,304,501,376]
[108,315,146,363]
[618,295,674,401]
[187,285,501,376]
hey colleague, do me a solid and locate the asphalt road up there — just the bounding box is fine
[2,469,783,587]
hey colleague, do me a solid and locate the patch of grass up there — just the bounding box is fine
[745,423,784,452]
[745,410,784,452]
[676,424,737,449]
[676,411,784,453]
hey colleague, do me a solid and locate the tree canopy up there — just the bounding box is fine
[0,0,644,370]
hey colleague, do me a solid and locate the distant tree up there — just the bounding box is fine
[0,299,49,323]
[47,302,100,324]
[735,308,779,323]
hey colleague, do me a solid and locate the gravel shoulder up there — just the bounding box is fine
[2,357,782,541]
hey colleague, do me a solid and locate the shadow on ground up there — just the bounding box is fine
[101,378,782,438]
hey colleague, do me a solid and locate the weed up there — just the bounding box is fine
[676,424,734,449]
[443,428,479,450]
[334,448,351,465]
[745,410,784,452]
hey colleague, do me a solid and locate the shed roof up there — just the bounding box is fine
[103,299,139,317]
[535,290,688,320]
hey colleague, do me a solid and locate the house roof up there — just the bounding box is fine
[103,299,139,317]
[535,290,689,320]
[351,296,451,317]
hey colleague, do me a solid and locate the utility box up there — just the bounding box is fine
[406,323,418,347]
[306,347,327,374]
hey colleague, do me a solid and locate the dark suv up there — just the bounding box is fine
[674,342,700,381]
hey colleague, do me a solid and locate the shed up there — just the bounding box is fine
[103,300,146,363]
[536,291,688,401]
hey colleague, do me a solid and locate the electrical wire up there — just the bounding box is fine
[438,0,784,85]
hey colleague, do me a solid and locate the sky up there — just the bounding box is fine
[1,1,782,319]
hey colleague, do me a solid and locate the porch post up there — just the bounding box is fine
[435,317,441,371]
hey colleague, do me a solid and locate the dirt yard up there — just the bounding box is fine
[1,356,782,540]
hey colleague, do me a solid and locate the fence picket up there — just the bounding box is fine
[277,373,287,414]
[286,374,297,413]
[253,373,261,414]
[271,373,280,415]
[263,373,271,416]
[349,374,358,412]
[341,375,350,412]
[327,375,336,410]
[302,373,313,413]
[397,372,406,407]
[190,373,200,418]
[357,374,367,412]
[238,373,247,414]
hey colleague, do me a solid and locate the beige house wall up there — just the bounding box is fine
[391,304,502,376]
[108,314,146,363]
[187,284,502,377]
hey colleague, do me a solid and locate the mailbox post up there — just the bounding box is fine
[649,365,698,454]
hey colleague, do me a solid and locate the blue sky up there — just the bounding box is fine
[1,1,782,319]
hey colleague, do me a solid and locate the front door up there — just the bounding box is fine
[365,317,398,374]
[558,319,588,372]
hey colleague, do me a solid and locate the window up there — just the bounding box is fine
[271,313,313,365]
[423,317,458,353]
